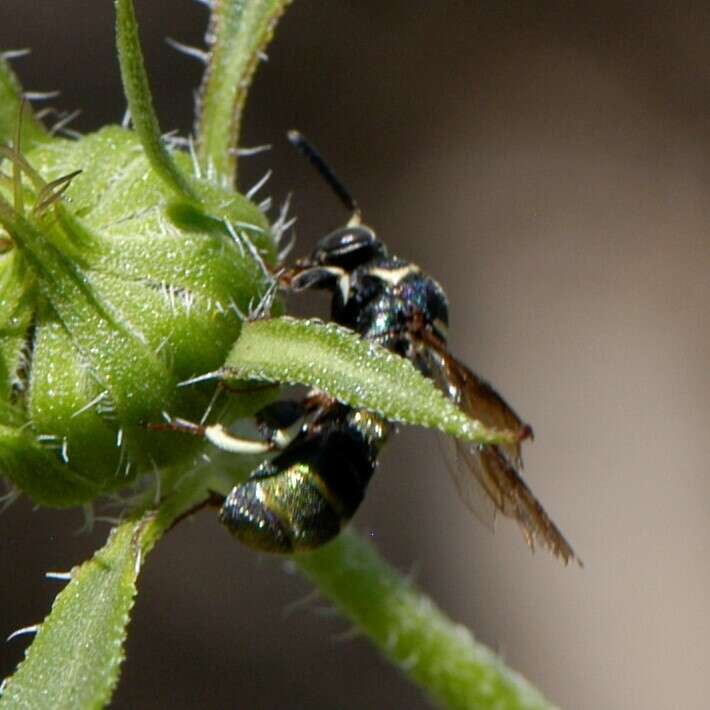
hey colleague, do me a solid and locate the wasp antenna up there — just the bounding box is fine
[287,129,360,221]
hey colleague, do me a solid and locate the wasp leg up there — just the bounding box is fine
[147,415,274,455]
[167,490,225,533]
[254,394,335,449]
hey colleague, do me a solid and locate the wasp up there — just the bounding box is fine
[277,131,579,565]
[162,133,578,564]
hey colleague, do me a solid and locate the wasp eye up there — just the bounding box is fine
[313,225,385,269]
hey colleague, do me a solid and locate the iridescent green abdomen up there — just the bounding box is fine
[220,404,389,554]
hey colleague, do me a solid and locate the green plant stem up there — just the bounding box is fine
[114,0,197,200]
[296,531,558,710]
[196,0,292,185]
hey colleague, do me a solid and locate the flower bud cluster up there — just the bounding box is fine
[0,125,275,506]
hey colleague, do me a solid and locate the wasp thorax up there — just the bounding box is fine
[325,255,450,357]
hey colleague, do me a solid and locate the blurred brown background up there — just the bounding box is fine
[1,2,709,708]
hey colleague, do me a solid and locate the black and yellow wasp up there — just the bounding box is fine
[164,132,578,565]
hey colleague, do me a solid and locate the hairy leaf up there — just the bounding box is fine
[223,317,518,446]
[196,0,292,183]
[0,516,152,709]
[0,54,47,146]
[115,0,197,200]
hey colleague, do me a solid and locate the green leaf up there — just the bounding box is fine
[0,195,176,426]
[223,317,518,446]
[0,247,34,402]
[0,450,266,710]
[114,0,197,200]
[297,531,558,710]
[196,0,293,184]
[0,55,47,146]
[0,516,152,710]
[0,407,102,507]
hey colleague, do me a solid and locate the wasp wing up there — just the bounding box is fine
[415,337,579,565]
[436,431,497,531]
[455,436,578,564]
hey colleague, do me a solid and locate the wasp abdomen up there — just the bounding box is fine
[220,462,344,554]
[220,410,388,554]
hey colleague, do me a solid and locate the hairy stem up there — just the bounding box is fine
[296,531,558,710]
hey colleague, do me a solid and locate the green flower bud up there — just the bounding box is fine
[0,125,275,506]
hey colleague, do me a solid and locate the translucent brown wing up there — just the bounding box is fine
[455,438,579,564]
[435,431,497,531]
[415,336,580,565]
